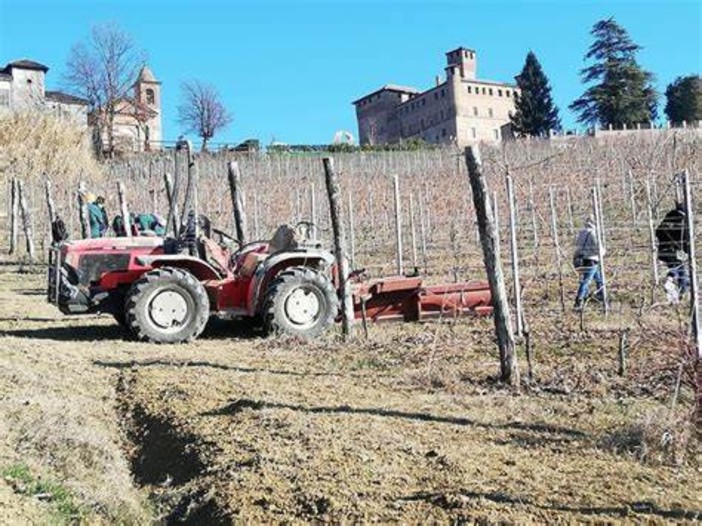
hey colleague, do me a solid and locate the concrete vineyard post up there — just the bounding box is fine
[227,161,248,244]
[322,157,354,339]
[682,170,700,359]
[549,187,565,312]
[44,177,56,245]
[507,174,523,337]
[592,186,609,314]
[409,193,418,271]
[9,178,18,255]
[17,180,35,261]
[645,179,659,299]
[118,181,132,238]
[393,173,404,275]
[464,146,519,388]
[348,191,356,270]
[77,181,90,239]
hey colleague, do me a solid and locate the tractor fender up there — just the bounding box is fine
[248,250,335,316]
[135,255,221,282]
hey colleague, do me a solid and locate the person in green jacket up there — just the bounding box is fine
[86,194,108,238]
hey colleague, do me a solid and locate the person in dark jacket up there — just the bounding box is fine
[86,193,108,238]
[656,202,690,301]
[573,217,605,310]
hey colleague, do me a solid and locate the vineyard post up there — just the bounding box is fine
[393,173,404,275]
[117,181,132,238]
[227,160,248,244]
[529,180,539,259]
[9,178,18,255]
[592,185,609,314]
[77,181,89,239]
[253,192,260,240]
[566,187,575,236]
[682,170,700,358]
[596,178,606,251]
[44,177,56,242]
[348,192,356,269]
[409,193,418,271]
[645,179,659,298]
[192,161,200,239]
[549,187,566,312]
[628,170,637,231]
[310,182,317,239]
[418,194,428,273]
[507,173,523,336]
[464,146,519,388]
[164,172,180,236]
[322,157,354,339]
[17,180,35,261]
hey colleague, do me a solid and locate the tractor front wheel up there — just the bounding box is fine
[125,267,209,343]
[262,266,338,338]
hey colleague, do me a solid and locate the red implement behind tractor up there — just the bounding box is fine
[47,223,491,343]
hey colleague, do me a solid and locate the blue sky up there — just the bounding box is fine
[0,0,700,145]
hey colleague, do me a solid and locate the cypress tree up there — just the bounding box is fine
[510,51,561,137]
[570,17,657,128]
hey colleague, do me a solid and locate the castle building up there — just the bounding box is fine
[92,65,163,153]
[0,59,88,124]
[353,48,519,147]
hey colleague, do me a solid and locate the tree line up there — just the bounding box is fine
[511,17,701,138]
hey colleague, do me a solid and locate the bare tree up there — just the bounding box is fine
[177,80,232,151]
[64,22,145,157]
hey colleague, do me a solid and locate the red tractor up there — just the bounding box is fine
[48,223,492,343]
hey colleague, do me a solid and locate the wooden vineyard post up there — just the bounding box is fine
[592,186,609,314]
[17,180,35,261]
[464,146,519,388]
[117,181,132,238]
[322,157,354,339]
[506,174,523,336]
[549,187,566,312]
[164,172,180,236]
[393,173,404,275]
[529,180,539,259]
[9,178,19,255]
[596,178,606,252]
[227,160,248,244]
[645,180,659,299]
[77,181,90,239]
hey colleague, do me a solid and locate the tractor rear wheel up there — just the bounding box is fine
[125,267,209,343]
[262,266,338,338]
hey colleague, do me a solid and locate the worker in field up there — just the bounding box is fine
[86,193,108,238]
[134,213,167,236]
[656,202,689,303]
[573,217,605,310]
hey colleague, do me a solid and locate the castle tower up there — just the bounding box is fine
[445,47,477,80]
[133,65,162,149]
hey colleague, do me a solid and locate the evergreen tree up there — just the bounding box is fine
[665,75,702,125]
[570,18,657,128]
[510,51,561,137]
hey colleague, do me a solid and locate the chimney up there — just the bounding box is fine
[435,75,441,86]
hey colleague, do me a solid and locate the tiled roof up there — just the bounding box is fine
[45,91,89,106]
[6,59,49,72]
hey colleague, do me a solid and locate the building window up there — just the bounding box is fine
[473,107,478,116]
[471,127,477,139]
[467,86,472,94]
[488,108,494,118]
[482,87,486,95]
[494,129,500,140]
[489,88,493,96]
[441,89,445,97]
[146,88,155,104]
[422,99,426,106]
[498,89,502,97]
[0,90,9,107]
[506,91,511,98]
[442,128,447,137]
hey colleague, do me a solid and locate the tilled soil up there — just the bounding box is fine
[0,262,700,523]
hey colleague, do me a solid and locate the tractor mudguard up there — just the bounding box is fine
[247,249,335,316]
[135,255,222,282]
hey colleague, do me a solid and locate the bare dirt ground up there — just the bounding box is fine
[0,258,699,524]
